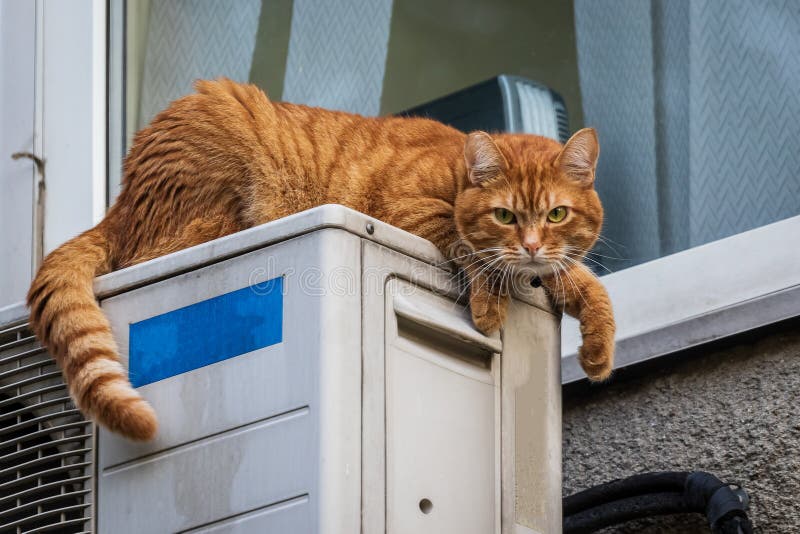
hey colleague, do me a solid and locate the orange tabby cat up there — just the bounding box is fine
[27,79,615,441]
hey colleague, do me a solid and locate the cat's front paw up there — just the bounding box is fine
[470,290,508,335]
[578,332,614,381]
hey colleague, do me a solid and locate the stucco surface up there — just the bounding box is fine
[563,323,800,533]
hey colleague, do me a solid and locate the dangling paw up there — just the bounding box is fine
[578,331,614,381]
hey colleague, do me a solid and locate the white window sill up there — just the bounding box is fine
[561,215,800,384]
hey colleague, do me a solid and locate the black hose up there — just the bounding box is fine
[564,492,688,533]
[563,471,753,534]
[564,471,689,516]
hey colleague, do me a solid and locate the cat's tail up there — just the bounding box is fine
[27,220,158,441]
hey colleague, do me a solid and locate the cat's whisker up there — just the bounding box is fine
[454,251,509,277]
[501,265,509,294]
[449,252,508,309]
[557,267,569,311]
[547,266,557,309]
[471,256,507,297]
[562,249,624,267]
[586,230,625,247]
[548,264,566,312]
[578,257,613,274]
[497,264,513,310]
[585,250,627,261]
[553,262,573,309]
[457,246,507,258]
[560,250,613,274]
[562,243,625,264]
[445,250,508,280]
[495,267,504,309]
[558,259,590,309]
[498,264,511,302]
[556,267,567,311]
[447,264,500,308]
[453,278,472,308]
[585,232,627,257]
[473,256,505,286]
[436,246,506,266]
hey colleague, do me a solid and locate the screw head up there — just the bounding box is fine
[366,222,375,235]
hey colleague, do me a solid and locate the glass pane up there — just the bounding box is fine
[125,0,264,142]
[115,0,800,272]
[574,0,800,270]
[120,0,581,143]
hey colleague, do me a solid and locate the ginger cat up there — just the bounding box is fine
[27,79,615,441]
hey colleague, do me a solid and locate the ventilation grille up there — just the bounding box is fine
[506,76,570,143]
[0,320,92,534]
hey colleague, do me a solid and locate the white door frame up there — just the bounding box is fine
[0,0,106,315]
[0,0,37,310]
[39,0,107,254]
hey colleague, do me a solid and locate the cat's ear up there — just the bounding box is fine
[556,128,599,187]
[464,131,508,185]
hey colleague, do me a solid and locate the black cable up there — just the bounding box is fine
[564,492,690,533]
[563,471,753,534]
[564,471,689,516]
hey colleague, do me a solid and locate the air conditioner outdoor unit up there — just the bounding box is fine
[1,204,561,534]
[401,75,570,144]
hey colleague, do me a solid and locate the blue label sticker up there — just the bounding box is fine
[128,277,283,387]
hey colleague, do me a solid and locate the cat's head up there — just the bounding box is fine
[453,128,603,277]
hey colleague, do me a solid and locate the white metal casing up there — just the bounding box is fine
[93,204,561,533]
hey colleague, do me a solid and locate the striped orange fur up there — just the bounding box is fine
[27,79,614,441]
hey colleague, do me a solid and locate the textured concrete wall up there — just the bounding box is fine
[563,322,800,533]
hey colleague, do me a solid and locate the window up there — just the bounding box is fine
[561,1,800,380]
[10,0,793,374]
[111,0,582,167]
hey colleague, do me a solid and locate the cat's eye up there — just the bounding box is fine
[547,206,568,223]
[494,208,516,224]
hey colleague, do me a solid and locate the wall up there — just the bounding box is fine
[563,320,800,533]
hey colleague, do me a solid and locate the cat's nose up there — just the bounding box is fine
[523,239,542,256]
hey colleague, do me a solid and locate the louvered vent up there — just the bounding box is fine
[0,319,92,533]
[510,77,570,143]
